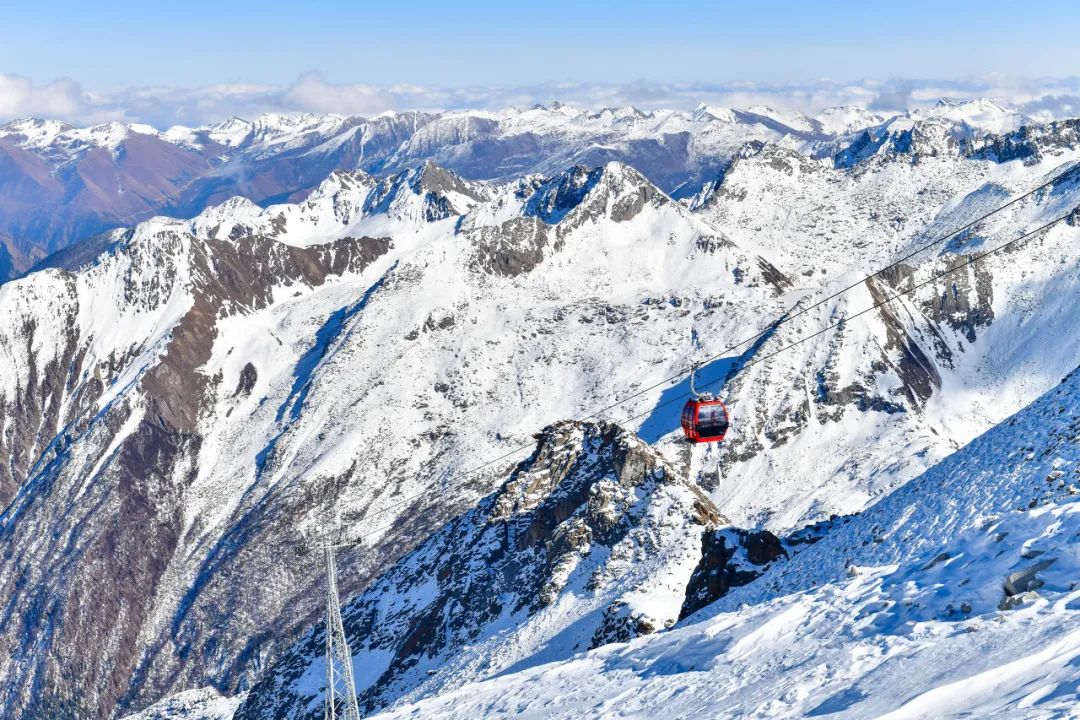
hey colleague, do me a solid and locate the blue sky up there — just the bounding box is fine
[3,0,1078,88]
[2,0,1080,126]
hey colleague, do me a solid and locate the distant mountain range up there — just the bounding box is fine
[0,98,1037,280]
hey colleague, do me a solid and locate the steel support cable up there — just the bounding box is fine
[345,167,1076,534]
[350,208,1073,544]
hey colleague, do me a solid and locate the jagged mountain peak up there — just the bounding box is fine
[933,96,1009,112]
[922,96,1029,133]
[691,103,737,123]
[403,160,484,203]
[522,164,605,223]
[361,161,486,224]
[584,105,651,124]
[461,158,783,283]
[0,117,77,144]
[205,116,255,147]
[179,162,486,245]
[0,116,132,152]
[520,161,668,227]
[235,420,781,719]
[833,98,1034,167]
[813,105,887,135]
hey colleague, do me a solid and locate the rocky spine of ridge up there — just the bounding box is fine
[235,421,781,720]
[0,227,391,720]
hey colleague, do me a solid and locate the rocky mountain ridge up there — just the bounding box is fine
[3,100,1080,719]
[0,97,1043,280]
[236,420,782,719]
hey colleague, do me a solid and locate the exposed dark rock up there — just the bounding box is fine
[362,164,479,222]
[590,600,660,648]
[234,363,258,397]
[523,165,605,224]
[467,217,556,277]
[1002,558,1056,597]
[865,276,942,407]
[973,119,1080,164]
[679,528,786,620]
[757,256,793,295]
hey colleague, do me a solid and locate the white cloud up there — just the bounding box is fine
[4,71,1080,128]
[0,74,105,123]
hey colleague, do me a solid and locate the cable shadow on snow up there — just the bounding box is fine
[636,320,781,444]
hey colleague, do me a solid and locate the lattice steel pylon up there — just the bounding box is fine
[310,532,363,720]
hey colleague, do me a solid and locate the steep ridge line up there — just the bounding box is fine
[325,163,1080,537]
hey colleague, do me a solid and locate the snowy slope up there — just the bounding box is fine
[364,365,1080,720]
[5,103,1080,719]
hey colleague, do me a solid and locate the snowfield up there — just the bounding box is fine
[367,368,1080,719]
[3,97,1080,719]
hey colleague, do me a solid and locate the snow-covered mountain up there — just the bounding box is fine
[0,98,1039,281]
[3,97,1080,720]
[362,363,1080,719]
[0,158,789,718]
[236,420,781,719]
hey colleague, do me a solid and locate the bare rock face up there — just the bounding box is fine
[0,228,391,720]
[465,216,555,277]
[233,363,258,397]
[235,421,732,719]
[523,165,606,224]
[974,119,1080,164]
[680,528,786,620]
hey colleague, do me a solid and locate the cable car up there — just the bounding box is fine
[681,364,730,443]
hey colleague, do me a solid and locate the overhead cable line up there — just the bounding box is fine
[347,165,1079,534]
[351,207,1073,545]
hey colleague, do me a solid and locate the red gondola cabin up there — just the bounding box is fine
[681,398,729,443]
[680,362,730,443]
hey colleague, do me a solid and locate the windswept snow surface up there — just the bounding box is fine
[368,368,1080,720]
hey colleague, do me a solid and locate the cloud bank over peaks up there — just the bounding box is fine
[4,71,1080,128]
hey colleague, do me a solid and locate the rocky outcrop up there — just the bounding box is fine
[466,216,555,277]
[973,119,1080,164]
[235,421,738,719]
[680,528,786,619]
